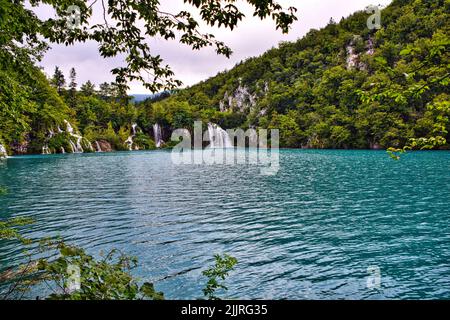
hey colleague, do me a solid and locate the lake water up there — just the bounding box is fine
[1,150,450,299]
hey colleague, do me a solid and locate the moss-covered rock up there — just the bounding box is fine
[81,137,94,153]
[133,133,156,150]
[48,132,73,153]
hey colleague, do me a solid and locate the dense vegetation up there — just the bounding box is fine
[0,0,448,155]
[139,0,449,150]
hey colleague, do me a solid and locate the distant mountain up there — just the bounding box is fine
[130,94,154,103]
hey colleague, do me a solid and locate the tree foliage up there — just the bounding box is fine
[1,0,297,92]
[140,0,449,150]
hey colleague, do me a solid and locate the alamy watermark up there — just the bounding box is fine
[66,264,81,293]
[66,5,81,29]
[170,121,280,176]
[366,5,382,30]
[366,265,381,289]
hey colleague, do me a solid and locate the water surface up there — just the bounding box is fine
[1,150,449,299]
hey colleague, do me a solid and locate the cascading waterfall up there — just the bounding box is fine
[64,120,93,153]
[39,120,94,155]
[41,129,54,154]
[125,123,138,151]
[42,145,51,155]
[64,120,82,153]
[68,140,78,153]
[124,137,133,151]
[0,144,7,158]
[65,120,74,134]
[153,123,164,148]
[95,141,102,152]
[207,123,233,148]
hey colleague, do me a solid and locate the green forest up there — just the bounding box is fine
[1,0,449,156]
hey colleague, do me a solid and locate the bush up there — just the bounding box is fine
[133,133,155,150]
[48,133,73,153]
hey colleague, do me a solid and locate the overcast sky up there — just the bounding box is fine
[37,0,392,94]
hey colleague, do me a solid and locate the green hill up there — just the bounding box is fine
[138,0,449,149]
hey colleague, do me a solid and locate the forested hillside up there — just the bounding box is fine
[139,0,449,149]
[0,0,448,155]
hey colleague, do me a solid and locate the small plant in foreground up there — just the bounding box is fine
[202,254,238,300]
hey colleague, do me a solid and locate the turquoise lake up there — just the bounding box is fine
[1,150,449,299]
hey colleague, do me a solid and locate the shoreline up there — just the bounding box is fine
[4,148,450,158]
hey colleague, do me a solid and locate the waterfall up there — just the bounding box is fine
[125,123,138,151]
[75,135,84,153]
[95,141,102,152]
[67,135,84,153]
[42,145,51,155]
[64,120,74,134]
[153,123,164,148]
[64,120,87,153]
[207,123,233,148]
[0,144,7,158]
[40,120,93,155]
[124,136,133,151]
[68,140,77,153]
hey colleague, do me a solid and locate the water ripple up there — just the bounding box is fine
[1,150,450,299]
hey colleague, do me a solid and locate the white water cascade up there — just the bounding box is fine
[125,123,138,151]
[95,141,102,152]
[153,123,164,148]
[41,128,54,155]
[207,123,233,148]
[42,145,51,155]
[64,120,92,153]
[0,144,8,158]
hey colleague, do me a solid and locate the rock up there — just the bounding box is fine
[370,142,382,150]
[11,135,30,154]
[95,140,113,152]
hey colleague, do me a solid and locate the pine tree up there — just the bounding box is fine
[99,82,111,100]
[51,66,66,94]
[69,67,77,108]
[80,81,95,96]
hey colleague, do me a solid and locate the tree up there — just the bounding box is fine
[2,0,297,92]
[80,81,96,96]
[51,66,66,94]
[98,82,112,100]
[68,67,77,108]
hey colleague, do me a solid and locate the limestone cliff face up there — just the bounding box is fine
[219,80,269,115]
[220,83,257,113]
